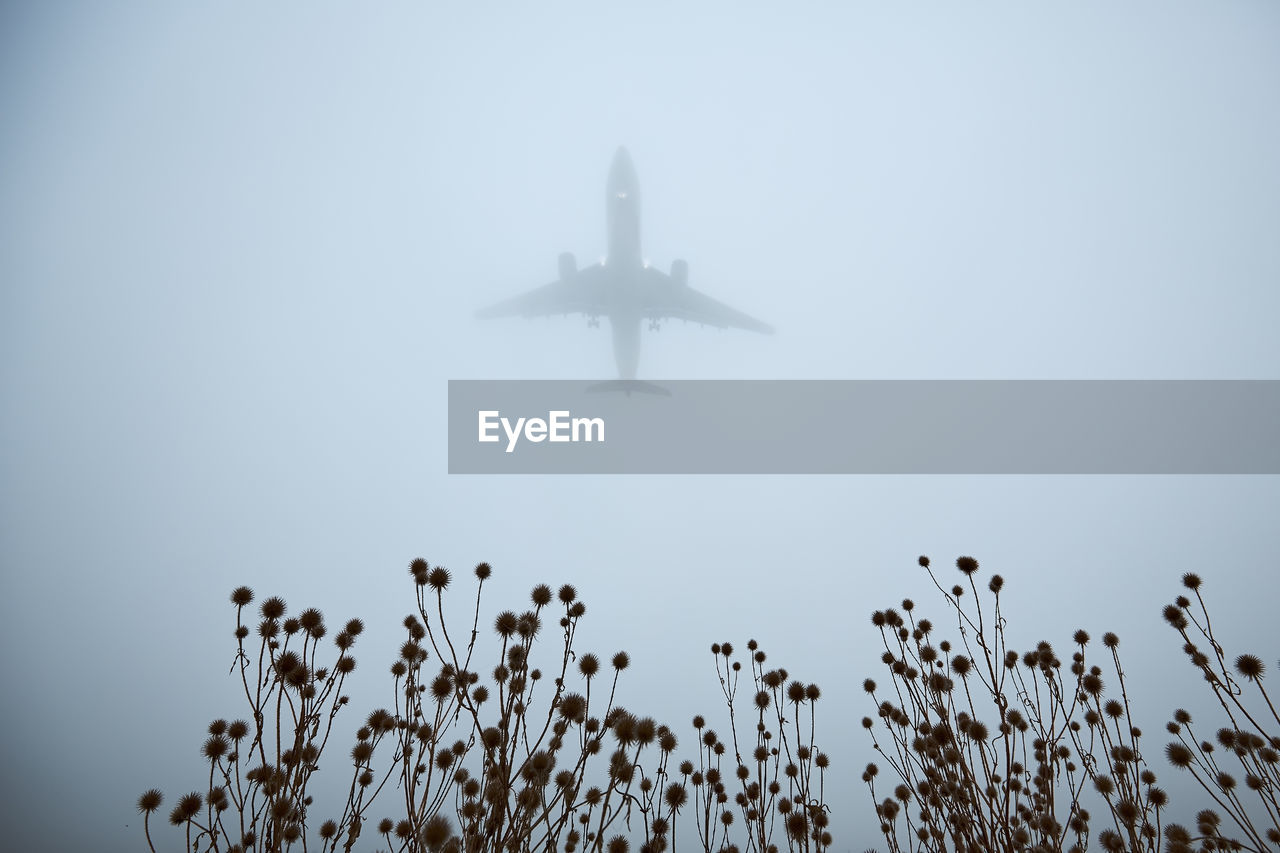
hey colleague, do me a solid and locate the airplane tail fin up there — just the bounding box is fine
[585,379,672,397]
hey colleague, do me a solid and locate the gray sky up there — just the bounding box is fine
[2,3,1278,851]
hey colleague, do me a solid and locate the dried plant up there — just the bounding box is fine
[139,560,829,853]
[861,556,1278,853]
[677,641,831,853]
[1159,573,1280,852]
[136,584,365,852]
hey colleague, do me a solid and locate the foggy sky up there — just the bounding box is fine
[2,3,1278,851]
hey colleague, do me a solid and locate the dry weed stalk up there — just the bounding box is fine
[677,641,831,853]
[1159,573,1280,852]
[139,560,829,853]
[861,556,1278,853]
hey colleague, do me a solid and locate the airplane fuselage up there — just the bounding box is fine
[603,148,645,379]
[606,147,643,269]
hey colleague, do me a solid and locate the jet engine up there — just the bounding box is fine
[558,252,576,283]
[671,258,688,286]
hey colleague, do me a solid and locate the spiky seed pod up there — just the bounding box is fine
[207,786,227,810]
[474,562,492,580]
[298,607,322,631]
[806,683,821,701]
[1236,654,1265,681]
[918,555,930,567]
[367,708,394,731]
[427,567,450,590]
[659,782,688,812]
[569,601,586,618]
[396,635,422,660]
[177,792,202,819]
[1163,605,1188,628]
[494,611,517,637]
[516,612,541,638]
[260,597,286,620]
[612,651,629,670]
[202,736,230,761]
[1196,809,1221,829]
[557,584,577,604]
[956,556,979,575]
[231,586,253,606]
[1181,572,1202,590]
[274,651,302,676]
[631,716,656,745]
[1102,632,1120,648]
[786,811,809,840]
[1166,743,1194,767]
[137,789,163,814]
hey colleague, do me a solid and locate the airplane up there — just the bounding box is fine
[476,147,774,383]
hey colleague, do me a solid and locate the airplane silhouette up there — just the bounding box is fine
[477,147,774,383]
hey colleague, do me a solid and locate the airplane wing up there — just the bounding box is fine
[638,266,775,333]
[476,263,610,319]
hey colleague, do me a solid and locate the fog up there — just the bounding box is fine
[2,3,1278,851]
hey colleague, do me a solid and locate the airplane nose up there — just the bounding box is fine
[609,146,637,192]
